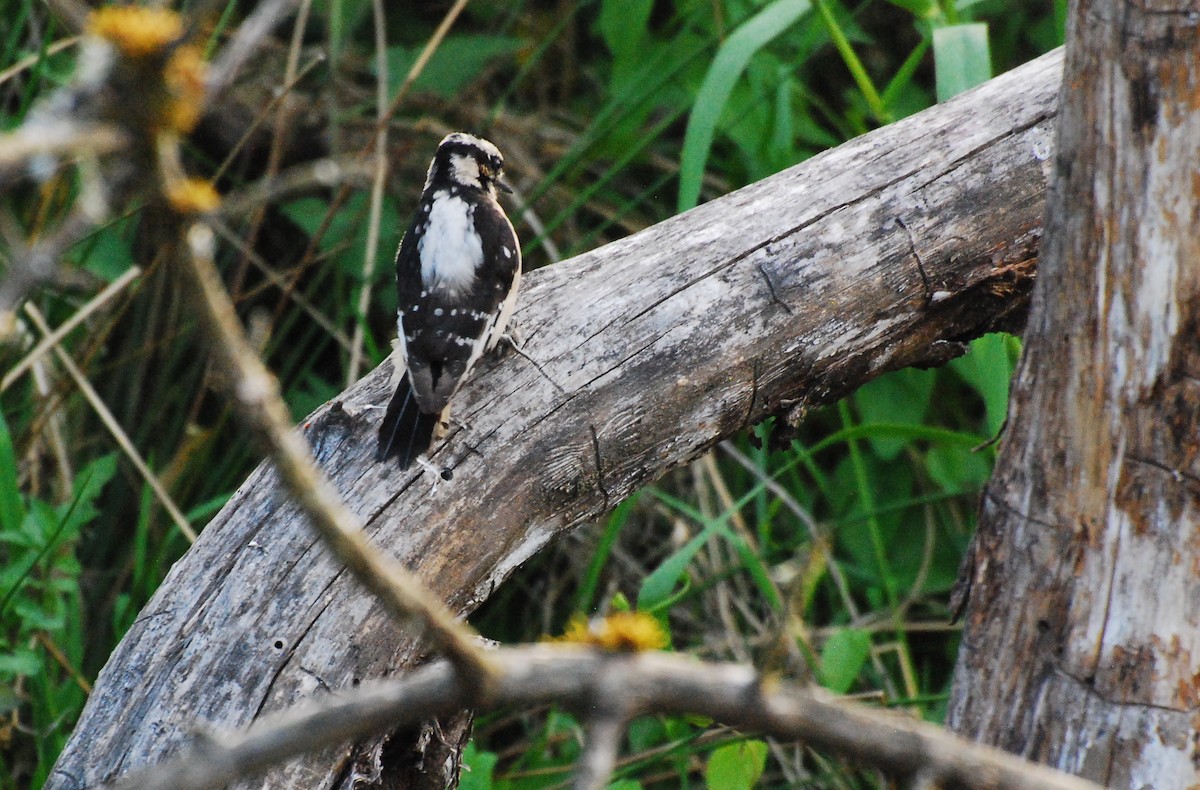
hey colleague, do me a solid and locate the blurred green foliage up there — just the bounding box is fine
[0,0,1059,785]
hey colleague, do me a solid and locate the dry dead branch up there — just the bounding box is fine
[109,646,1101,790]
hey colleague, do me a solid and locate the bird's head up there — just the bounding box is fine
[424,132,512,197]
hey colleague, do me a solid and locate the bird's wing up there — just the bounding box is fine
[397,199,521,415]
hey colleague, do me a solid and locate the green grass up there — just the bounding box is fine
[0,0,1058,786]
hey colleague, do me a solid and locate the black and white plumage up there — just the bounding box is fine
[377,132,522,469]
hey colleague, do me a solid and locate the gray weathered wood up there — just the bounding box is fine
[947,2,1200,784]
[49,49,1062,788]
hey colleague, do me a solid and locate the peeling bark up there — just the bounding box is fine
[947,3,1200,786]
[49,50,1062,788]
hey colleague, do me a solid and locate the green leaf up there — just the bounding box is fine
[607,781,643,790]
[59,454,117,536]
[73,221,135,282]
[678,0,812,212]
[949,333,1015,438]
[458,742,497,790]
[925,444,991,492]
[0,646,41,677]
[933,23,992,102]
[819,627,871,693]
[705,739,768,790]
[385,36,524,99]
[852,368,936,460]
[598,0,652,61]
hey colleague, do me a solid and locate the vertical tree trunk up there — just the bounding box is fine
[947,0,1200,784]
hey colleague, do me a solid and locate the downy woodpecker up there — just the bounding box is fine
[377,132,522,469]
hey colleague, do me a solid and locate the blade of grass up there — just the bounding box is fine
[881,37,931,109]
[678,0,812,212]
[932,23,992,102]
[574,492,640,614]
[807,422,985,456]
[0,411,24,535]
[813,0,889,123]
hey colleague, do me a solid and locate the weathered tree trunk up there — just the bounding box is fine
[947,2,1200,785]
[50,50,1061,788]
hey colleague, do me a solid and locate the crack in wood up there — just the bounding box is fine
[1052,664,1200,715]
[981,489,1061,531]
[756,263,793,315]
[895,215,933,304]
[588,424,610,509]
[1124,454,1200,487]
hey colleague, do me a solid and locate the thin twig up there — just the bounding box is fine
[205,0,303,101]
[0,121,104,176]
[206,219,352,351]
[346,0,390,386]
[30,356,74,494]
[178,223,493,684]
[381,0,472,125]
[23,304,197,543]
[35,632,92,694]
[717,441,900,697]
[2,266,142,392]
[0,37,80,87]
[227,0,312,302]
[509,182,561,263]
[210,54,328,185]
[107,646,1103,790]
[215,157,374,219]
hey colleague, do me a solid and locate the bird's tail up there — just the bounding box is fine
[376,377,439,469]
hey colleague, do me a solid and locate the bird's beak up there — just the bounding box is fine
[495,177,514,194]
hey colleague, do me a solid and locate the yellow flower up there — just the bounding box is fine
[555,612,668,652]
[88,7,184,58]
[166,178,220,214]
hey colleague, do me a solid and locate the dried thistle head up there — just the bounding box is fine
[555,612,669,652]
[80,7,208,136]
[87,7,185,59]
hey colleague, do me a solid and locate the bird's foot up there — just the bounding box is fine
[494,323,524,357]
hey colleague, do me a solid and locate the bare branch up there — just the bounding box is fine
[0,122,124,179]
[109,647,1102,790]
[572,661,630,790]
